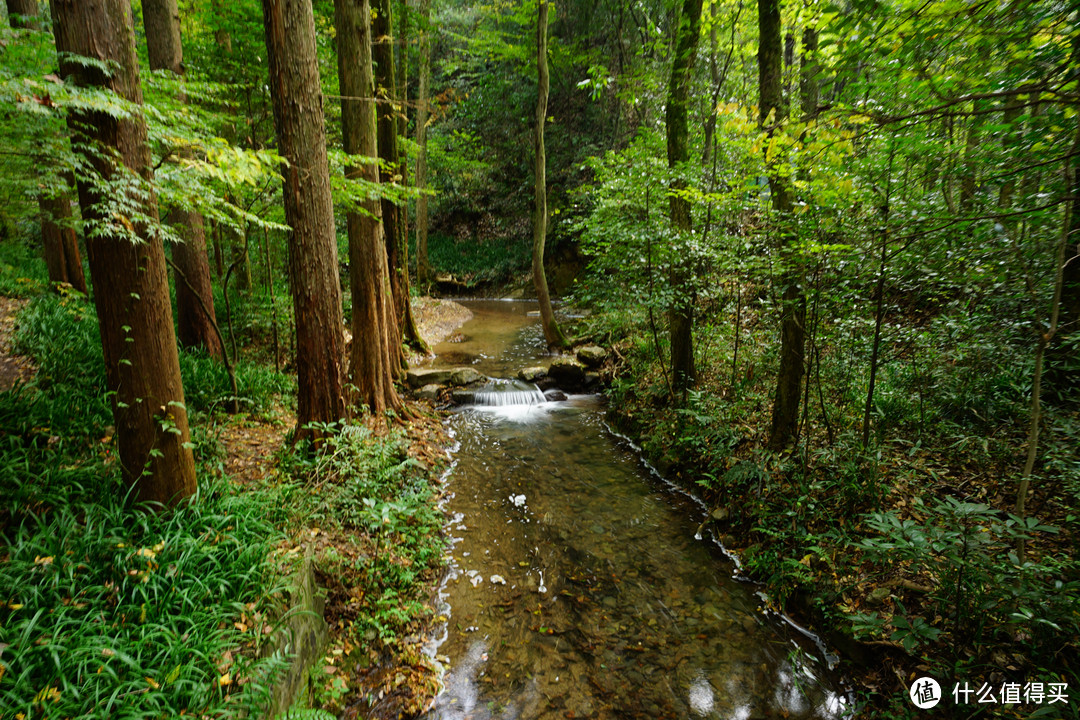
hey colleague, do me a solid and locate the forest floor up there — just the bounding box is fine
[210,295,472,717]
[0,296,32,391]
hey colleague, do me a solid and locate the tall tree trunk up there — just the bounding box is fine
[262,0,347,439]
[11,0,89,294]
[39,184,88,294]
[334,0,403,414]
[372,0,428,358]
[7,0,40,28]
[760,0,805,450]
[414,0,433,288]
[50,0,196,505]
[142,0,224,360]
[533,0,567,350]
[665,0,704,394]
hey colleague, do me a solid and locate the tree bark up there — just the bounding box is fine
[665,0,704,394]
[760,0,805,450]
[50,0,196,505]
[142,0,224,360]
[39,185,88,294]
[262,0,347,439]
[414,0,434,288]
[334,0,403,415]
[373,0,428,358]
[532,1,567,350]
[11,0,89,294]
[7,0,41,28]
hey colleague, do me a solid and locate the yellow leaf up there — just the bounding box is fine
[34,555,53,566]
[799,554,813,566]
[146,677,160,690]
[8,603,23,611]
[218,673,232,687]
[234,622,248,633]
[34,686,60,704]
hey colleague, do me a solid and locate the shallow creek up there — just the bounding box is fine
[422,300,846,720]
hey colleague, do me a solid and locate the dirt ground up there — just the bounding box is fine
[0,296,33,392]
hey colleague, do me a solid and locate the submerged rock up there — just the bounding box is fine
[543,389,567,402]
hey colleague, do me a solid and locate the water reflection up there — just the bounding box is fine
[425,304,846,720]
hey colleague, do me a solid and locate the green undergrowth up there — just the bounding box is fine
[0,296,298,718]
[0,239,48,297]
[276,422,447,715]
[417,232,531,288]
[13,293,294,422]
[580,296,1080,715]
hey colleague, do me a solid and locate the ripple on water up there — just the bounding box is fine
[424,301,847,720]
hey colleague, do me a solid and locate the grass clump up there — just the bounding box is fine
[0,240,47,297]
[0,294,293,719]
[277,422,447,716]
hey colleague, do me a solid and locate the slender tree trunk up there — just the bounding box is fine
[761,0,805,450]
[39,184,88,294]
[262,0,347,439]
[414,0,433,288]
[334,0,403,414]
[142,0,224,360]
[862,157,893,451]
[373,0,428,358]
[211,220,225,278]
[532,0,568,350]
[11,0,89,294]
[50,0,196,505]
[665,0,704,394]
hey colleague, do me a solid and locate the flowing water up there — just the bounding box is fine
[423,300,847,720]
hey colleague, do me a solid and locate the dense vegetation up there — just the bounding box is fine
[1,0,1079,716]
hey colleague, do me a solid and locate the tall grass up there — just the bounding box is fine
[0,294,293,719]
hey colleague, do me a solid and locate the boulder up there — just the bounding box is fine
[451,389,475,405]
[576,344,608,368]
[543,389,567,402]
[518,366,548,383]
[449,367,485,386]
[415,384,442,401]
[548,357,586,389]
[406,367,453,388]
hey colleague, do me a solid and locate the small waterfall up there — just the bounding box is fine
[473,378,546,406]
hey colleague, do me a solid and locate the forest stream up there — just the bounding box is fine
[420,301,849,720]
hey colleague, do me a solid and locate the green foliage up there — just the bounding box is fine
[421,231,532,286]
[0,240,48,297]
[854,498,1079,665]
[0,299,292,719]
[279,424,446,646]
[179,347,295,415]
